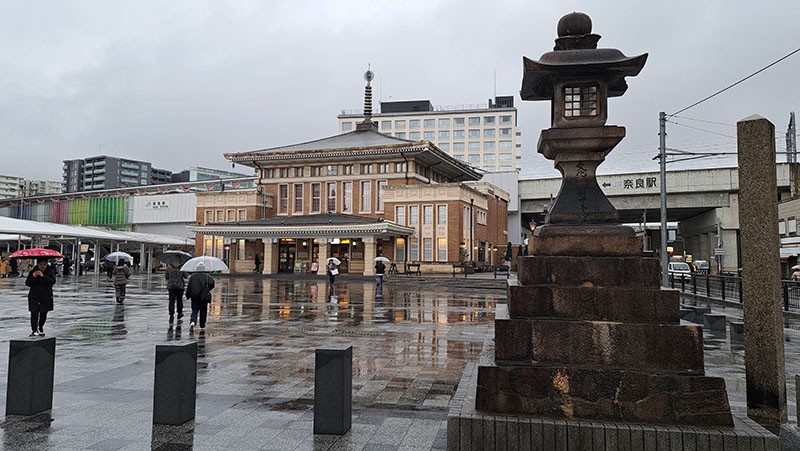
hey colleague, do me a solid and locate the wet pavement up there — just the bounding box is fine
[0,271,797,450]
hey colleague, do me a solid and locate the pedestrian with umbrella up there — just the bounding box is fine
[374,256,389,286]
[326,257,341,287]
[112,259,131,304]
[791,264,800,281]
[157,251,192,325]
[26,257,57,336]
[184,263,216,333]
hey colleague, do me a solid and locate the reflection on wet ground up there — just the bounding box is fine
[0,273,501,450]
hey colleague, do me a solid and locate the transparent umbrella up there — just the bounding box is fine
[374,256,390,263]
[326,257,341,266]
[180,256,228,273]
[104,252,133,264]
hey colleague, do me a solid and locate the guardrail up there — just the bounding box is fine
[667,274,800,311]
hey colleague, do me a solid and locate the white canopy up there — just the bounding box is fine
[0,216,194,246]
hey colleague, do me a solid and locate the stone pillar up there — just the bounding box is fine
[738,114,787,429]
[363,238,376,276]
[6,337,56,415]
[317,242,330,276]
[153,341,197,425]
[262,239,278,275]
[313,344,352,435]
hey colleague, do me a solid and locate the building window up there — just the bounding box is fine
[360,181,371,212]
[409,119,420,129]
[500,115,513,125]
[326,182,337,212]
[381,120,392,130]
[409,238,419,261]
[238,209,247,221]
[395,237,406,261]
[484,154,496,163]
[454,117,465,126]
[439,118,450,128]
[395,120,406,130]
[343,182,352,213]
[437,237,447,262]
[499,153,513,163]
[295,167,304,177]
[438,130,450,140]
[312,166,324,176]
[484,141,496,151]
[437,205,447,224]
[439,143,450,152]
[499,140,513,150]
[468,117,480,126]
[238,239,246,259]
[409,205,419,225]
[423,131,434,140]
[499,128,512,137]
[294,183,303,213]
[341,122,353,132]
[343,165,353,175]
[477,210,487,225]
[422,238,433,261]
[423,119,435,129]
[376,163,389,174]
[468,142,481,151]
[362,164,373,174]
[395,162,407,172]
[780,219,787,235]
[453,130,465,139]
[278,184,288,214]
[423,205,433,225]
[453,142,465,151]
[468,154,480,163]
[483,116,496,125]
[790,217,798,235]
[377,180,387,212]
[564,85,598,117]
[395,206,406,225]
[484,129,496,138]
[204,210,214,225]
[468,129,480,139]
[279,168,291,178]
[410,131,421,140]
[311,183,321,213]
[264,168,275,178]
[227,209,235,222]
[395,132,406,139]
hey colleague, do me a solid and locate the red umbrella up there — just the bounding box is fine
[9,248,64,259]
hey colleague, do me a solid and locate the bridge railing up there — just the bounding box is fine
[668,274,800,311]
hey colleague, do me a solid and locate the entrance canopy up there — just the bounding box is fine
[0,216,194,246]
[188,213,414,239]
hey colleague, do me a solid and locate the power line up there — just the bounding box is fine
[670,115,736,128]
[670,47,800,116]
[668,120,737,139]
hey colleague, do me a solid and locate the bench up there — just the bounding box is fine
[494,265,510,279]
[404,263,421,276]
[453,263,475,277]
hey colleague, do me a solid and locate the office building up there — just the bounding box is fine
[338,96,521,172]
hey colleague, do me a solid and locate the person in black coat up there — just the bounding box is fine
[185,263,215,333]
[26,257,57,337]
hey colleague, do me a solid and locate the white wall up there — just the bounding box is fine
[131,193,196,224]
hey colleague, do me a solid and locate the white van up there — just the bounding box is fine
[668,261,692,281]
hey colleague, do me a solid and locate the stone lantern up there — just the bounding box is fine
[522,12,647,255]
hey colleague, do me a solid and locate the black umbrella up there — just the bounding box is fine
[156,250,193,267]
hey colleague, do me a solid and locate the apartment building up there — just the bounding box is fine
[338,96,521,172]
[63,155,173,193]
[0,175,23,200]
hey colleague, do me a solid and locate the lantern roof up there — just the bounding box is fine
[521,12,647,101]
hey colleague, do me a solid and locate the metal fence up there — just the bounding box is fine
[668,274,800,311]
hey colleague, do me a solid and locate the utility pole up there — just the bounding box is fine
[659,112,668,286]
[787,112,796,163]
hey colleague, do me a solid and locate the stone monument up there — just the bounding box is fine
[475,11,734,427]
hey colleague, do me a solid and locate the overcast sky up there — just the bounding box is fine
[2,1,799,182]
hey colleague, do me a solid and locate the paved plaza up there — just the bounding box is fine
[0,271,798,450]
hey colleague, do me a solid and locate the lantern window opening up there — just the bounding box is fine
[563,84,599,118]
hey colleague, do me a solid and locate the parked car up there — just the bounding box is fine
[668,261,693,281]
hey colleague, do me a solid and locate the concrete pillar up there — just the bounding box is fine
[262,239,278,275]
[6,337,56,415]
[313,344,352,435]
[139,243,146,274]
[153,341,197,425]
[363,238,376,276]
[737,114,787,429]
[317,242,330,276]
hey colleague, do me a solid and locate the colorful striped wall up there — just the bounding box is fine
[1,196,131,226]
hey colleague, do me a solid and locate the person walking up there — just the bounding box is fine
[104,259,115,281]
[165,263,186,324]
[26,257,57,337]
[254,253,261,273]
[112,260,131,304]
[185,263,215,333]
[0,257,10,278]
[375,259,386,286]
[327,259,339,286]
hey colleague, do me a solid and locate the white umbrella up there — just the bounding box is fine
[792,265,800,271]
[326,257,341,266]
[104,251,133,264]
[374,256,390,263]
[180,256,228,273]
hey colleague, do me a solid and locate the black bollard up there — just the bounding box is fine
[313,344,352,435]
[152,341,197,425]
[6,337,56,415]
